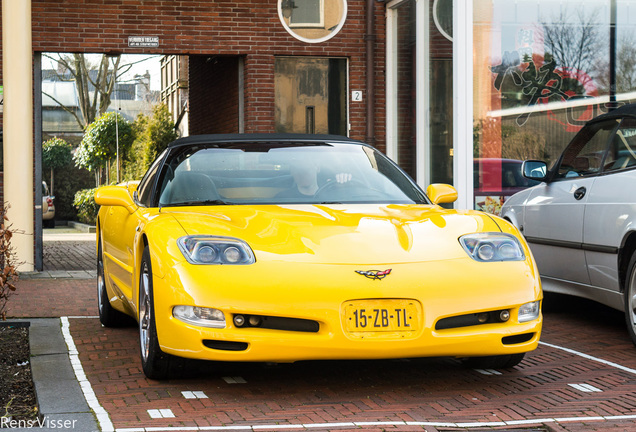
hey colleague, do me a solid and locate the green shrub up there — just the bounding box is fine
[73,188,98,225]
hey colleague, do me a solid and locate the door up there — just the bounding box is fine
[523,119,617,285]
[584,117,636,291]
[275,57,347,136]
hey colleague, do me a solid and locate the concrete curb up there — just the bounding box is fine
[67,221,96,233]
[8,319,100,432]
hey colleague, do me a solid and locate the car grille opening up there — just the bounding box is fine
[233,314,319,333]
[203,340,249,351]
[502,333,535,345]
[435,309,510,330]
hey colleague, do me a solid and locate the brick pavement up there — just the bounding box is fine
[43,239,96,272]
[8,271,636,432]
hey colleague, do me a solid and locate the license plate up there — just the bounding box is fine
[344,300,419,332]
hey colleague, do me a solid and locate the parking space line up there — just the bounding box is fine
[568,383,603,392]
[110,414,636,431]
[61,317,114,432]
[223,376,247,384]
[474,368,502,375]
[182,391,209,399]
[539,341,636,375]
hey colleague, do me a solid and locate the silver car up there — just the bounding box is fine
[501,103,636,345]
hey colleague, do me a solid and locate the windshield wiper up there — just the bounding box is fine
[166,199,229,207]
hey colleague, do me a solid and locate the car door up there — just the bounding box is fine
[584,117,636,292]
[523,119,618,285]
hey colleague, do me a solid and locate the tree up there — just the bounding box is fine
[122,104,177,181]
[42,137,73,196]
[42,53,160,131]
[593,32,636,94]
[145,104,178,165]
[74,112,134,186]
[541,6,604,94]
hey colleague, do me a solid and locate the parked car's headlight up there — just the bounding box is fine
[459,233,525,262]
[177,236,255,265]
[173,306,226,328]
[518,301,541,323]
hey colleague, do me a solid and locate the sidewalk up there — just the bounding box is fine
[6,226,100,431]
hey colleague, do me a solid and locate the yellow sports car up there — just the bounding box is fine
[95,134,542,379]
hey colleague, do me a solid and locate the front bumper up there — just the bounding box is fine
[153,259,542,362]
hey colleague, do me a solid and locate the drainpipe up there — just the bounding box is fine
[365,0,376,146]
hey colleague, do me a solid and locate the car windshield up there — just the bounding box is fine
[156,142,428,206]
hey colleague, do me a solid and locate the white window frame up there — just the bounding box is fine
[386,0,429,188]
[452,0,473,209]
[386,0,473,209]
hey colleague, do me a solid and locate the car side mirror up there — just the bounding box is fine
[95,185,137,214]
[522,160,548,181]
[426,183,458,205]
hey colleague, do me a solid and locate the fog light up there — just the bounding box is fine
[173,306,225,328]
[477,313,489,324]
[249,315,262,327]
[518,301,540,323]
[234,314,245,327]
[499,310,510,322]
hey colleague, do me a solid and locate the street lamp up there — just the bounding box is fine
[281,0,297,19]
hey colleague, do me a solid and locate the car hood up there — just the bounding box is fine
[164,204,503,264]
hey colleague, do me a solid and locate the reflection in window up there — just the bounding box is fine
[472,0,622,209]
[290,0,324,28]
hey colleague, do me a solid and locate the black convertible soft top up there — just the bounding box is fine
[167,133,365,148]
[588,103,636,124]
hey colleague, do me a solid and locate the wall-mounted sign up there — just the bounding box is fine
[128,36,159,48]
[352,91,362,102]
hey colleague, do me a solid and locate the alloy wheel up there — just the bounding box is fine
[139,262,151,363]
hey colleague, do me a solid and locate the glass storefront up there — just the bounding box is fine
[473,0,636,215]
[386,0,453,189]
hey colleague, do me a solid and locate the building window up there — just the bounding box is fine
[472,0,634,215]
[278,0,347,43]
[275,57,348,136]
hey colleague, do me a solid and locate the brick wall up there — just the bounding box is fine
[22,0,386,150]
[189,55,240,134]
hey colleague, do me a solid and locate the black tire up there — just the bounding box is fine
[43,219,55,228]
[139,246,183,379]
[624,253,636,346]
[97,237,129,327]
[461,353,525,369]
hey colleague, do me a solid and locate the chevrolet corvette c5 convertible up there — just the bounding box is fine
[95,134,542,379]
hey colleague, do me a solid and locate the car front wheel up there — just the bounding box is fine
[624,253,636,346]
[139,246,183,379]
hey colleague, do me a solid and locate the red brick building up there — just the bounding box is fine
[1,0,462,270]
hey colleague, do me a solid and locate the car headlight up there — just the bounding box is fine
[173,306,226,328]
[518,301,541,323]
[459,233,525,262]
[177,236,255,265]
